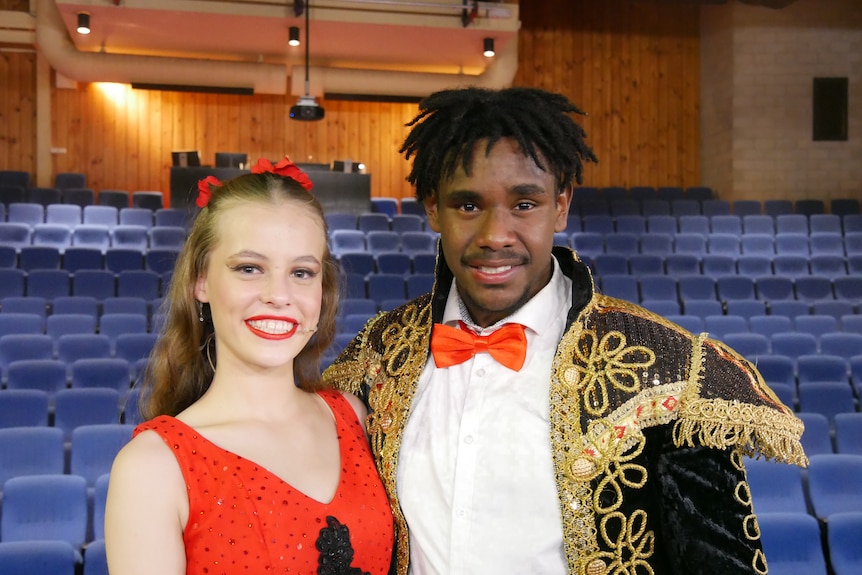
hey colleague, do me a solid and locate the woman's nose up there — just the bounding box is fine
[262,275,292,306]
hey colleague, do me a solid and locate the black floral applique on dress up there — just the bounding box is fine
[316,515,370,575]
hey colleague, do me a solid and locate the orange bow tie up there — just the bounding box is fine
[430,321,527,372]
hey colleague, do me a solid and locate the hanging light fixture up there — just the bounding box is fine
[76,12,91,35]
[290,1,325,121]
[483,37,495,57]
[288,26,300,47]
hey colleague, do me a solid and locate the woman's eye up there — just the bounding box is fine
[293,269,318,279]
[230,264,260,274]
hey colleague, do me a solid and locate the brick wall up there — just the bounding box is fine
[701,0,862,205]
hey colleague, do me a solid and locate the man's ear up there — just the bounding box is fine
[554,185,574,233]
[424,194,441,233]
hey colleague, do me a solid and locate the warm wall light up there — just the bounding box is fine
[483,37,495,57]
[288,26,300,47]
[76,12,91,35]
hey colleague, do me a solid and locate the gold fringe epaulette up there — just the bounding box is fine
[673,336,808,467]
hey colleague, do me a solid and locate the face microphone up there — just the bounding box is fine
[301,326,318,333]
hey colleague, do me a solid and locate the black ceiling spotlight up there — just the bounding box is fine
[288,26,300,47]
[483,37,495,57]
[289,0,325,121]
[76,12,91,35]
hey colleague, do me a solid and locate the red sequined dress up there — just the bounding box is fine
[135,389,394,575]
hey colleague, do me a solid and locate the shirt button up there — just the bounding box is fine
[464,435,474,444]
[476,368,486,377]
[456,508,466,518]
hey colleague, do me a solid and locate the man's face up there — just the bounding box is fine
[424,138,572,327]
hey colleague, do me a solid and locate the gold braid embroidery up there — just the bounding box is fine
[568,329,655,417]
[553,297,665,575]
[364,300,432,575]
[595,509,655,575]
[734,448,769,575]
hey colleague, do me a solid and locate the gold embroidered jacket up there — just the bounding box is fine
[324,247,807,575]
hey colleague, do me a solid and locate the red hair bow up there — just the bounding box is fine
[251,156,314,191]
[196,175,221,208]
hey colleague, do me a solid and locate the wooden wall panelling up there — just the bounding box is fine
[0,0,29,10]
[515,0,700,189]
[0,50,36,174]
[18,51,34,173]
[258,95,274,165]
[376,102,393,199]
[143,88,161,197]
[0,51,11,169]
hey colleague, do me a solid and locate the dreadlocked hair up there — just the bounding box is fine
[400,86,598,203]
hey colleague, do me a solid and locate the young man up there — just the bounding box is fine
[324,87,806,575]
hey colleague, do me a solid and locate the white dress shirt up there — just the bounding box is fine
[397,259,572,575]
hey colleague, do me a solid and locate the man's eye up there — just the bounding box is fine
[460,203,478,212]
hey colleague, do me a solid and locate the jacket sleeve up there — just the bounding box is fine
[645,336,807,574]
[643,426,767,574]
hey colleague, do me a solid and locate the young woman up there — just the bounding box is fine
[105,158,394,575]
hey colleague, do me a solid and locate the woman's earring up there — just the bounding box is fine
[198,302,204,322]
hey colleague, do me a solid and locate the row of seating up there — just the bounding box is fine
[343,272,434,303]
[757,510,860,575]
[0,475,104,565]
[746,453,862,522]
[1,314,160,344]
[0,184,164,211]
[0,336,155,383]
[1,246,179,274]
[0,425,133,488]
[0,295,162,320]
[1,308,160,336]
[760,374,860,422]
[371,194,862,221]
[669,313,862,338]
[1,463,861,575]
[331,230,438,257]
[0,269,170,301]
[568,194,860,218]
[0,387,136,441]
[705,332,862,365]
[0,538,107,575]
[0,204,188,229]
[0,170,85,190]
[567,213,862,236]
[333,210,862,238]
[779,412,862,457]
[634,297,861,320]
[714,331,862,360]
[0,356,138,396]
[0,223,187,254]
[326,212,428,233]
[589,252,862,279]
[567,231,862,258]
[600,273,862,304]
[0,427,129,543]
